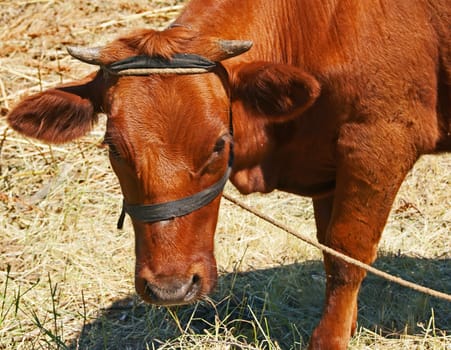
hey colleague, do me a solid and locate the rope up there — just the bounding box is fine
[222,192,451,302]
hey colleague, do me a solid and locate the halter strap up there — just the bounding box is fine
[117,157,232,228]
[105,54,216,76]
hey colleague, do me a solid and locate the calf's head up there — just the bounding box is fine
[7,28,320,305]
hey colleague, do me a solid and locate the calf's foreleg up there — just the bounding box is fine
[309,122,417,350]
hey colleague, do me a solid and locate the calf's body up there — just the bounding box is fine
[7,0,450,348]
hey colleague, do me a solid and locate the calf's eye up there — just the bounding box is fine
[196,135,230,176]
[213,137,226,154]
[102,135,122,160]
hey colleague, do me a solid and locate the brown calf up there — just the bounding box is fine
[7,0,450,348]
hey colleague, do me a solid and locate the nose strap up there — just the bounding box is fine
[117,165,231,229]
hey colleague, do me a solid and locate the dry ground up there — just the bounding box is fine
[0,1,450,349]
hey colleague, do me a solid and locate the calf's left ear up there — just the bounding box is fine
[230,61,320,122]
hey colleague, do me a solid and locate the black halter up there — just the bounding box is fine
[117,148,233,228]
[110,54,234,229]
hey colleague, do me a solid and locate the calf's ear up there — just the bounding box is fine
[230,62,320,122]
[7,72,104,144]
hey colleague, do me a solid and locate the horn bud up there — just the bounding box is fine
[66,46,103,65]
[217,40,253,58]
[211,40,253,61]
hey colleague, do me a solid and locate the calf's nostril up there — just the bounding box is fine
[192,274,201,285]
[184,277,201,302]
[144,282,158,301]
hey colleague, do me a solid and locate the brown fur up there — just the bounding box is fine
[7,0,450,349]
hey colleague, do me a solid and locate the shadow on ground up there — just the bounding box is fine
[68,255,450,349]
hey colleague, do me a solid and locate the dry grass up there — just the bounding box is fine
[0,1,450,349]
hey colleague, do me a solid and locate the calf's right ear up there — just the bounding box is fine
[7,72,104,144]
[229,61,320,123]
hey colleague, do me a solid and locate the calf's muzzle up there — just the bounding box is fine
[142,274,201,305]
